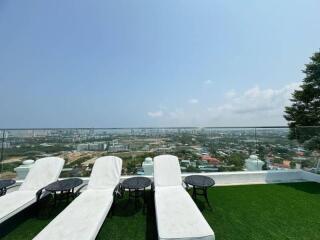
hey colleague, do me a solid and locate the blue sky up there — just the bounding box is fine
[0,0,319,128]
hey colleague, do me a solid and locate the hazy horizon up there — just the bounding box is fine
[1,0,320,128]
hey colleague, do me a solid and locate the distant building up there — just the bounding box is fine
[142,145,150,151]
[153,146,175,153]
[107,139,129,152]
[270,162,290,170]
[181,160,191,167]
[217,150,228,157]
[39,143,53,147]
[108,144,128,152]
[1,142,11,149]
[77,142,106,151]
[198,165,219,172]
[77,144,88,151]
[90,143,107,151]
[201,155,220,165]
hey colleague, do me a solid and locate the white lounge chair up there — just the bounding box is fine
[34,156,122,240]
[154,155,215,240]
[0,157,65,224]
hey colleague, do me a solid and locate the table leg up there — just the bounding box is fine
[72,188,75,199]
[54,192,57,206]
[134,189,139,210]
[66,190,70,202]
[125,189,131,208]
[0,188,4,196]
[204,188,212,210]
[143,188,146,214]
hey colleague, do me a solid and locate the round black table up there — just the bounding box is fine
[184,175,215,208]
[45,178,83,205]
[122,177,151,213]
[0,179,16,196]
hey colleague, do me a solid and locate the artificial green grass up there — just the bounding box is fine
[2,182,320,240]
[204,182,320,240]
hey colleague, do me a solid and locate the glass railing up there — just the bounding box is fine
[0,127,319,180]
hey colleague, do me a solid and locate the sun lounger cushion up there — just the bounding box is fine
[154,155,182,187]
[20,157,65,191]
[88,156,122,190]
[33,189,113,240]
[155,186,214,240]
[0,157,64,224]
[154,155,214,240]
[0,190,36,223]
[34,156,122,240]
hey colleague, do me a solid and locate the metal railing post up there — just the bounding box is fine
[0,129,6,173]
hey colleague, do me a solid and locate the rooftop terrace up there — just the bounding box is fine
[1,127,320,239]
[2,181,320,240]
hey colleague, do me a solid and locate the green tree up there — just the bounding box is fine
[186,165,200,173]
[284,51,320,145]
[303,136,320,151]
[257,144,268,160]
[179,134,193,145]
[290,161,296,169]
[227,153,245,171]
[208,142,217,156]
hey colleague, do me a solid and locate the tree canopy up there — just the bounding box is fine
[284,51,320,147]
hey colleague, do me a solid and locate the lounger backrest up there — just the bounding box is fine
[19,157,65,191]
[154,155,182,187]
[88,156,122,190]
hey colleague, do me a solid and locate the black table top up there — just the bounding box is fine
[184,175,215,188]
[0,179,16,189]
[45,178,83,192]
[122,177,151,190]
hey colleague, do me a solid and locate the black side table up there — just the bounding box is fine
[184,175,215,208]
[121,177,151,213]
[0,179,16,196]
[45,178,83,205]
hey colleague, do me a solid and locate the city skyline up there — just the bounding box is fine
[1,1,320,128]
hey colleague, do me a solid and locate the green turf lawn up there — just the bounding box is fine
[2,182,320,240]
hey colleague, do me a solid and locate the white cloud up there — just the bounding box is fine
[206,82,301,125]
[225,89,236,98]
[146,82,301,126]
[189,98,199,104]
[229,83,300,114]
[204,80,212,84]
[147,110,163,118]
